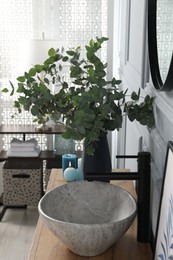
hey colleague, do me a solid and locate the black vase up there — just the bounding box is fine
[83,134,112,181]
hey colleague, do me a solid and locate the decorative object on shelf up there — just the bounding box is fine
[2,37,155,160]
[63,162,78,182]
[7,138,40,157]
[54,134,75,155]
[62,154,77,174]
[153,141,173,260]
[35,120,52,132]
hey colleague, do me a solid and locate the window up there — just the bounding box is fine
[0,0,109,150]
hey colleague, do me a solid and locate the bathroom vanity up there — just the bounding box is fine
[28,168,152,260]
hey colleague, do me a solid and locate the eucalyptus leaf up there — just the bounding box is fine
[31,105,40,116]
[62,56,69,62]
[131,91,139,101]
[14,101,20,108]
[66,50,75,56]
[17,84,25,93]
[62,82,68,88]
[1,88,8,93]
[85,144,95,156]
[17,76,26,83]
[29,68,36,77]
[89,39,94,47]
[34,64,44,73]
[44,57,55,66]
[44,78,50,84]
[48,48,56,57]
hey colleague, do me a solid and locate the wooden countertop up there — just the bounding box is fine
[28,169,153,260]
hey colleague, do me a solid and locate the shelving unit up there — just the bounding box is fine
[0,124,65,162]
[0,124,81,221]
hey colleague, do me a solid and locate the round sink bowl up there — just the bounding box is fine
[38,181,136,256]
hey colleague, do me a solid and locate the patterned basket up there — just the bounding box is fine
[3,161,42,206]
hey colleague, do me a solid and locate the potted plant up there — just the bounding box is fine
[2,37,154,175]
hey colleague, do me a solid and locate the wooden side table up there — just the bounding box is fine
[28,169,153,260]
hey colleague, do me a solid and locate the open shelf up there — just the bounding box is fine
[0,150,82,162]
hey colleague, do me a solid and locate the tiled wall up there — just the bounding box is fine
[157,0,173,82]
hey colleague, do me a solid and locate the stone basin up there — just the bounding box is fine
[38,180,136,256]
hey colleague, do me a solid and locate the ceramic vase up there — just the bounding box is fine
[83,134,112,181]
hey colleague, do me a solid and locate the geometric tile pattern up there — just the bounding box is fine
[157,0,173,83]
[0,0,108,150]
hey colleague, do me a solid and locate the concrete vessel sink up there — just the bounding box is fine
[38,180,136,256]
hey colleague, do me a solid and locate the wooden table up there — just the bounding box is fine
[28,169,153,260]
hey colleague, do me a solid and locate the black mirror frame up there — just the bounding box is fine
[148,0,173,91]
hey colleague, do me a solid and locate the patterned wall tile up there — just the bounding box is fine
[0,0,108,150]
[157,0,173,82]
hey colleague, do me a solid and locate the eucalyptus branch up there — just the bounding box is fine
[1,37,155,155]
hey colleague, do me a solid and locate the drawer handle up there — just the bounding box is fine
[12,174,30,179]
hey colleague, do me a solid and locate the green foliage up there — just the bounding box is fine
[1,37,155,155]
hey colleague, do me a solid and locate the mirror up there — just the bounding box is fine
[148,0,173,91]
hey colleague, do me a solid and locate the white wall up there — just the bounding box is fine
[116,0,173,238]
[117,0,148,167]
